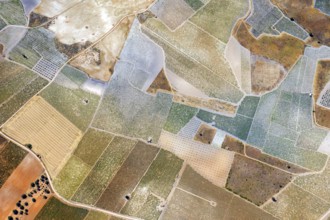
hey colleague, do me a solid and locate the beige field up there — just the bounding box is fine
[70,16,134,81]
[35,0,155,45]
[2,96,82,177]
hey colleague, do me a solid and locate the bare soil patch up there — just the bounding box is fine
[194,124,216,144]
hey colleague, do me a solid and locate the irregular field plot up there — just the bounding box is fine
[264,184,330,220]
[121,149,183,219]
[35,197,88,220]
[53,156,91,199]
[72,137,137,205]
[315,0,330,15]
[234,20,305,70]
[190,0,249,43]
[73,128,114,166]
[0,142,27,187]
[226,154,292,206]
[2,96,82,177]
[271,0,330,46]
[41,65,100,131]
[85,211,111,220]
[96,142,159,212]
[142,28,243,103]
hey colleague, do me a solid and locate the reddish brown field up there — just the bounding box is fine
[234,20,305,70]
[0,154,44,218]
[271,0,330,46]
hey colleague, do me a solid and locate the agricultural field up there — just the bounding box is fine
[0,141,27,187]
[35,197,88,220]
[0,60,48,125]
[0,0,26,26]
[315,0,330,15]
[121,149,183,219]
[92,61,173,143]
[163,165,277,220]
[0,26,27,56]
[197,96,259,140]
[0,154,46,219]
[190,0,249,43]
[264,184,330,220]
[226,154,293,206]
[72,136,137,205]
[41,65,100,131]
[313,60,330,129]
[271,0,330,46]
[163,102,198,134]
[2,96,83,177]
[234,20,305,71]
[142,17,244,103]
[150,0,195,30]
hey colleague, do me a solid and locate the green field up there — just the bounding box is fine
[0,76,48,125]
[0,142,27,187]
[35,197,88,220]
[0,0,26,25]
[72,137,137,204]
[53,156,92,199]
[164,103,198,134]
[190,0,249,43]
[41,67,100,131]
[73,128,114,166]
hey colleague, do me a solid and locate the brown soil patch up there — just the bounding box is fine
[221,135,245,154]
[271,0,330,46]
[147,69,172,94]
[55,39,92,59]
[251,57,286,94]
[234,20,305,70]
[137,11,155,24]
[313,60,330,129]
[0,154,45,218]
[0,43,4,55]
[194,124,217,145]
[28,12,51,28]
[226,154,293,206]
[245,145,309,174]
[96,142,159,211]
[173,92,237,116]
[0,135,8,150]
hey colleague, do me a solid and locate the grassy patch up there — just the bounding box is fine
[73,128,114,166]
[184,0,204,10]
[53,156,91,199]
[35,197,88,220]
[164,103,198,134]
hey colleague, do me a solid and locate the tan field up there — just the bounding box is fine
[70,16,134,81]
[2,96,82,177]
